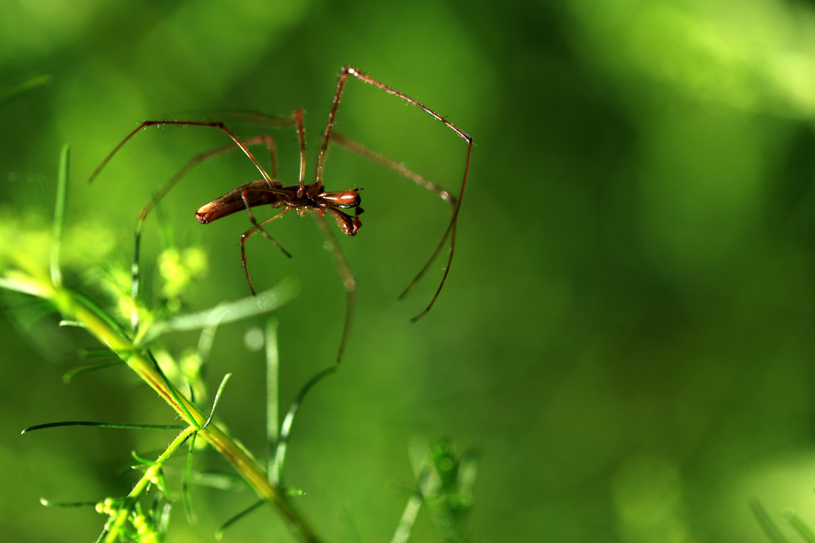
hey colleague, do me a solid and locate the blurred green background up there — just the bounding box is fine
[4,0,815,541]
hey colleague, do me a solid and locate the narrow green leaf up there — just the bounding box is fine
[63,359,125,383]
[131,450,160,466]
[40,498,97,508]
[204,374,232,428]
[69,288,130,339]
[156,501,172,538]
[215,500,264,540]
[51,144,69,287]
[391,489,424,543]
[749,499,787,543]
[0,73,53,104]
[59,320,85,327]
[145,349,198,428]
[202,472,250,491]
[144,279,298,342]
[196,305,226,364]
[183,432,198,524]
[0,275,53,299]
[339,503,364,543]
[189,471,251,492]
[78,348,132,359]
[785,509,815,543]
[22,421,185,434]
[271,366,337,484]
[266,318,279,478]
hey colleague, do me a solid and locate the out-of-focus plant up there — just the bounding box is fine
[0,73,52,105]
[391,439,478,543]
[750,498,815,543]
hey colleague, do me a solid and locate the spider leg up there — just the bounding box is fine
[185,109,309,195]
[329,132,458,317]
[293,109,307,197]
[239,206,293,296]
[89,120,274,185]
[330,132,455,208]
[316,67,473,321]
[311,209,356,364]
[240,185,294,260]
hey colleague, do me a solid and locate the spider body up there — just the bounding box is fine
[195,180,363,237]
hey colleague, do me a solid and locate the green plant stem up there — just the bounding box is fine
[103,426,197,542]
[47,285,321,543]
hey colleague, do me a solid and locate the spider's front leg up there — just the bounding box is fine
[316,67,473,322]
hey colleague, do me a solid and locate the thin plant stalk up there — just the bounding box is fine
[50,144,69,287]
[266,318,280,480]
[47,286,321,543]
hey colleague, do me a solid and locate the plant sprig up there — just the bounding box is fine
[5,144,478,543]
[3,145,320,543]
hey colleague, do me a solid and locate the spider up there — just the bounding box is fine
[89,67,473,363]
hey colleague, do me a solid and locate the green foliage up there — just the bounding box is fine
[0,146,303,540]
[2,146,476,542]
